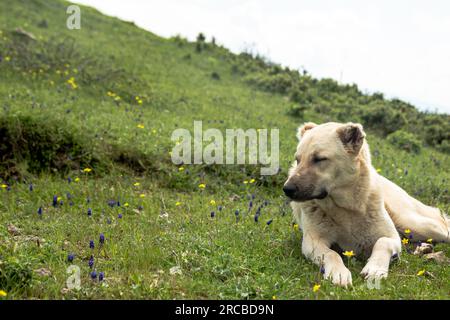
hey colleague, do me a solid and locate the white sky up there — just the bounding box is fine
[74,0,450,114]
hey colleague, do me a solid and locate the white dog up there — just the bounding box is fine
[283,122,449,287]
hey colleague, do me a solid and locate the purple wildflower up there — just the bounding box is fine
[88,255,94,268]
[107,200,116,208]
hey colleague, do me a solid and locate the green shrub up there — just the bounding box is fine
[0,115,101,179]
[360,103,407,135]
[387,130,422,154]
[287,104,308,118]
[244,72,294,94]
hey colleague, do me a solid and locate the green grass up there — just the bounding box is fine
[0,0,448,299]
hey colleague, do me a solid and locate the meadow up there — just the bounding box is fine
[0,0,448,299]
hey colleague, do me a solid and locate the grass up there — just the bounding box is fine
[0,0,449,299]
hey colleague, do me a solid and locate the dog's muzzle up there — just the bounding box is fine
[283,183,328,202]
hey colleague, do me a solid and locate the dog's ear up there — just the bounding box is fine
[297,122,317,141]
[337,122,366,154]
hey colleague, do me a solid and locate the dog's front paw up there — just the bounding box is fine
[361,263,388,280]
[324,265,353,288]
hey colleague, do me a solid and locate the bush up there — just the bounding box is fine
[244,72,294,94]
[287,104,308,118]
[360,103,407,135]
[387,130,422,154]
[0,115,101,179]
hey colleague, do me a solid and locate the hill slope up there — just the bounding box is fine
[0,0,448,299]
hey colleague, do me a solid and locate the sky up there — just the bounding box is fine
[74,0,450,114]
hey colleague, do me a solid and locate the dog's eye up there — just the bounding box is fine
[313,156,327,164]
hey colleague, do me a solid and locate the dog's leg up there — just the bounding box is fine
[361,236,401,280]
[302,233,352,287]
[398,213,450,243]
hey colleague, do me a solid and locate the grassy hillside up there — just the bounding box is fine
[0,0,448,299]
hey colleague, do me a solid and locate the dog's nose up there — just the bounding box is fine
[283,184,297,198]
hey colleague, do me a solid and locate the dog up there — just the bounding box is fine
[283,122,449,287]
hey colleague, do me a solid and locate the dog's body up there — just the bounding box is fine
[284,122,449,287]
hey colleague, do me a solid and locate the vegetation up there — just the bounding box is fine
[0,0,448,299]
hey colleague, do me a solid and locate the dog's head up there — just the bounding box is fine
[283,122,367,202]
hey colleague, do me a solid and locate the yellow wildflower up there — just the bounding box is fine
[139,194,146,198]
[67,77,77,89]
[198,183,206,189]
[272,295,277,300]
[0,290,7,297]
[210,200,216,206]
[313,284,321,292]
[83,168,92,173]
[178,167,184,172]
[137,124,145,129]
[249,178,255,184]
[426,238,433,243]
[133,182,140,186]
[175,202,182,206]
[74,177,80,182]
[417,269,425,276]
[376,168,381,173]
[292,223,299,231]
[1,184,7,189]
[124,202,129,207]
[402,238,409,245]
[343,250,355,257]
[243,180,249,184]
[404,229,411,234]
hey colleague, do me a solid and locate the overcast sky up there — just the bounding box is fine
[74,0,450,114]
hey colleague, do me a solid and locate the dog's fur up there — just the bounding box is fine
[283,122,450,287]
